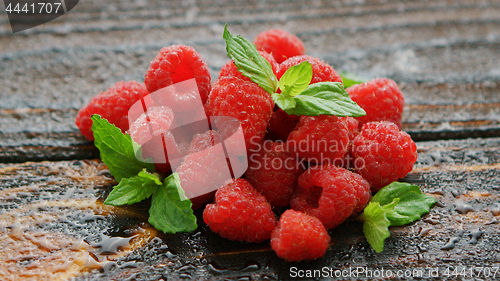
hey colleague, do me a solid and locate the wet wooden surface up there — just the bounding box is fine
[1,0,499,280]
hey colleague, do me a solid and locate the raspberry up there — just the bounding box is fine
[346,78,405,129]
[175,129,233,210]
[352,121,417,192]
[265,109,299,142]
[254,29,305,63]
[145,44,211,104]
[203,179,277,242]
[290,164,371,229]
[207,76,274,151]
[277,55,342,85]
[75,81,148,141]
[271,209,330,262]
[287,115,350,164]
[219,51,279,82]
[128,106,185,172]
[245,141,302,207]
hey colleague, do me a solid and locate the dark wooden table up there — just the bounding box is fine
[1,0,499,280]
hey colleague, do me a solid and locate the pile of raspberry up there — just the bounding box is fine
[76,28,417,262]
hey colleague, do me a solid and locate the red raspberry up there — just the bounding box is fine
[290,164,371,229]
[287,115,349,164]
[145,44,211,104]
[346,78,405,129]
[245,141,302,207]
[277,55,342,85]
[75,81,148,141]
[271,209,330,262]
[128,106,185,172]
[219,51,279,82]
[352,121,417,192]
[265,109,299,142]
[177,129,234,210]
[254,29,305,63]
[203,179,277,243]
[175,130,223,209]
[207,76,274,151]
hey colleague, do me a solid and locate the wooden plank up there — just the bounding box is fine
[1,0,500,279]
[0,138,498,280]
[3,100,500,161]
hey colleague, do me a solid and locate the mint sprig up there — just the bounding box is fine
[278,61,313,97]
[223,24,278,95]
[91,115,154,182]
[282,82,366,117]
[223,25,366,118]
[360,182,437,253]
[93,115,196,234]
[104,171,160,206]
[149,173,197,233]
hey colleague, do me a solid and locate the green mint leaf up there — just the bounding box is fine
[340,71,368,88]
[371,182,437,226]
[272,93,296,111]
[91,115,155,182]
[104,174,159,206]
[148,173,197,234]
[138,169,162,186]
[279,61,313,97]
[362,199,399,253]
[223,24,278,95]
[283,82,366,117]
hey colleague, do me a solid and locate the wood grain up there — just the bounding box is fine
[0,138,498,280]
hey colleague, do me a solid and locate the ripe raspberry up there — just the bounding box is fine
[277,55,342,85]
[219,51,279,82]
[245,141,302,207]
[145,44,211,104]
[203,179,277,242]
[287,115,350,164]
[128,106,185,172]
[271,209,330,262]
[254,29,305,63]
[352,121,417,192]
[75,81,148,141]
[174,130,223,209]
[207,76,274,151]
[346,78,405,129]
[290,164,371,229]
[265,109,299,142]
